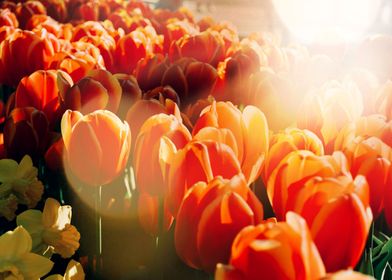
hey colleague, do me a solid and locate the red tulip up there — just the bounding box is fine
[0,8,18,27]
[175,175,263,272]
[15,70,71,126]
[4,107,49,161]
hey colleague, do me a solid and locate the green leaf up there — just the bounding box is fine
[374,237,392,279]
[359,249,374,277]
[382,263,392,280]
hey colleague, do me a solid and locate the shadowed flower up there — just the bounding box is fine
[0,155,44,220]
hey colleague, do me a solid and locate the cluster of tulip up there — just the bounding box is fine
[0,0,392,279]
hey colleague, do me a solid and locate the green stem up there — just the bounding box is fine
[95,185,103,277]
[154,197,164,280]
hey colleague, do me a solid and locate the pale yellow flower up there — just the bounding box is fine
[17,198,80,259]
[0,226,53,280]
[45,260,85,280]
[0,155,44,220]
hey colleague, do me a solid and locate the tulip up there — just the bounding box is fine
[169,30,226,67]
[175,175,263,272]
[0,226,54,279]
[3,107,49,161]
[113,28,153,74]
[38,0,67,22]
[134,113,191,196]
[334,115,390,152]
[61,109,131,187]
[114,73,142,119]
[167,140,242,215]
[0,29,61,86]
[215,212,326,280]
[264,128,324,182]
[44,137,64,171]
[298,80,363,152]
[125,98,182,148]
[193,101,269,184]
[59,69,122,114]
[383,165,392,230]
[0,8,18,27]
[342,136,391,217]
[288,175,372,272]
[267,150,349,220]
[15,0,46,29]
[14,70,71,126]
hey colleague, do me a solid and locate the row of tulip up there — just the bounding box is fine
[0,0,392,279]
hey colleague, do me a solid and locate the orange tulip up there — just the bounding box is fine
[167,140,242,215]
[44,137,64,171]
[61,109,131,186]
[264,128,324,182]
[114,73,142,119]
[162,19,198,53]
[175,175,263,273]
[215,212,326,280]
[193,101,269,184]
[38,0,67,22]
[383,165,392,230]
[0,8,18,27]
[342,136,391,217]
[126,98,181,149]
[287,175,372,272]
[267,150,349,220]
[3,107,49,161]
[134,113,191,196]
[169,30,226,67]
[14,70,71,126]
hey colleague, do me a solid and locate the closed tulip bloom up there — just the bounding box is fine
[342,136,391,217]
[134,113,191,196]
[383,166,392,230]
[4,107,49,161]
[264,128,324,182]
[267,150,349,220]
[59,69,122,115]
[193,101,269,184]
[215,212,326,280]
[288,175,372,272]
[61,109,131,186]
[15,70,71,126]
[334,115,390,152]
[175,175,263,272]
[167,140,242,215]
[298,80,363,152]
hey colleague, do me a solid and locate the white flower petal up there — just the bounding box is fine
[64,260,85,280]
[15,156,34,179]
[56,206,72,230]
[45,275,63,280]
